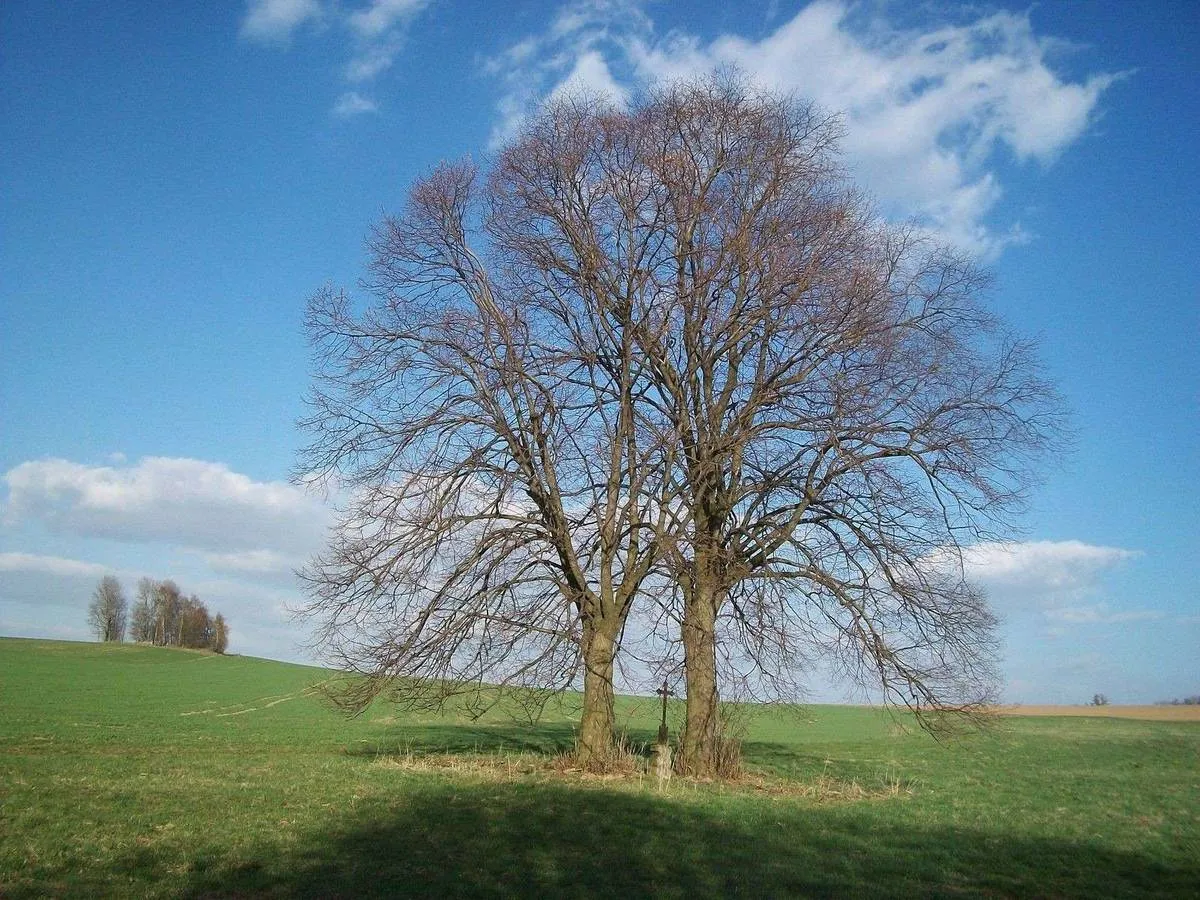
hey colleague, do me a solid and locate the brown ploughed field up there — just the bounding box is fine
[995,704,1200,721]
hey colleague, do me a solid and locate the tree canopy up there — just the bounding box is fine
[300,72,1060,776]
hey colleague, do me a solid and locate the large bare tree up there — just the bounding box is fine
[596,76,1061,775]
[300,140,673,767]
[466,74,1056,775]
[301,73,1059,777]
[87,575,127,642]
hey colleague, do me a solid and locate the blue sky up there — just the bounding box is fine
[2,0,1196,703]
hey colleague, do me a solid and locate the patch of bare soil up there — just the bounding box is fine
[994,705,1200,721]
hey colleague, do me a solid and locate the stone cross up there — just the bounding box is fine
[655,679,675,745]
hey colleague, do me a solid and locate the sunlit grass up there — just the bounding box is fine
[1,637,1197,898]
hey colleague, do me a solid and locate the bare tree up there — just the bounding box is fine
[300,135,672,767]
[178,594,215,649]
[594,75,1061,775]
[150,580,184,647]
[211,613,229,654]
[87,575,127,642]
[129,578,155,643]
[300,72,1059,776]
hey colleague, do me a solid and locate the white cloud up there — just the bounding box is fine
[203,549,298,575]
[548,49,628,105]
[347,0,427,39]
[942,540,1147,629]
[345,41,402,82]
[0,552,110,579]
[2,457,329,556]
[488,48,628,148]
[344,0,430,83]
[483,0,650,148]
[1044,606,1164,625]
[240,0,323,43]
[240,0,432,97]
[486,0,1117,257]
[957,540,1138,597]
[0,553,146,618]
[0,458,332,659]
[332,91,379,117]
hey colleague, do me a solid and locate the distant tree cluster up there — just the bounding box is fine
[1090,693,1110,707]
[1157,696,1200,706]
[88,576,228,653]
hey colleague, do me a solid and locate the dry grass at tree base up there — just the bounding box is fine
[367,743,911,802]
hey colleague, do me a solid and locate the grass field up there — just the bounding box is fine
[1,637,1197,898]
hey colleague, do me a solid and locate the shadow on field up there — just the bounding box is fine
[740,741,891,782]
[345,722,584,758]
[177,781,1199,900]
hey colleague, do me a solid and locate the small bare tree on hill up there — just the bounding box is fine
[87,575,127,642]
[211,613,229,654]
[151,580,183,646]
[129,577,155,643]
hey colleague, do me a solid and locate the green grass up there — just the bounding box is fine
[1,637,1197,898]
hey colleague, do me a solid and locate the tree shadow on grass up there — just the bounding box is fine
[175,781,1197,900]
[344,722,583,758]
[740,740,893,781]
[346,722,674,760]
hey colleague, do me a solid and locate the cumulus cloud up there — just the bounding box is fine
[943,540,1146,627]
[483,0,647,147]
[2,457,329,557]
[485,0,1117,256]
[958,540,1138,595]
[549,50,628,105]
[0,552,112,579]
[0,459,333,662]
[240,0,323,43]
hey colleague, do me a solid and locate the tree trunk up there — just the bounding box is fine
[679,577,720,777]
[575,621,616,770]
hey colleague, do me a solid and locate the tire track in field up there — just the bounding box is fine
[180,679,335,718]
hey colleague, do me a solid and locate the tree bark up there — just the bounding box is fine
[679,571,720,777]
[576,621,617,770]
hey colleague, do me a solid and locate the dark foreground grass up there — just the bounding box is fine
[1,638,1197,898]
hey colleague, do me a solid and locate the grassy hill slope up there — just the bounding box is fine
[1,638,1197,898]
